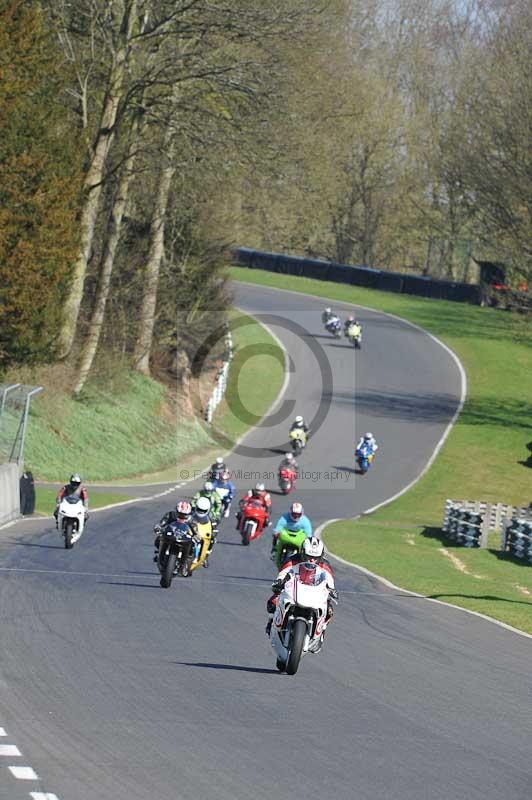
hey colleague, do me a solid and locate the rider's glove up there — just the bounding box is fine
[153,524,162,534]
[271,578,285,594]
[329,588,339,603]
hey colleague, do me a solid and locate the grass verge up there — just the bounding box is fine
[19,309,284,486]
[34,488,131,517]
[230,265,532,633]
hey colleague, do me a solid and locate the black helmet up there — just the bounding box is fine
[70,473,81,489]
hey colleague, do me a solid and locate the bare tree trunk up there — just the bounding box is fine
[175,348,194,418]
[57,0,138,358]
[133,133,177,375]
[73,116,141,396]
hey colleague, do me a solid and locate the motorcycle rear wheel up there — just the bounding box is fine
[64,520,74,550]
[286,619,306,675]
[160,553,176,587]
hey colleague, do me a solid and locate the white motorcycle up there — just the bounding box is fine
[57,495,86,549]
[269,564,332,675]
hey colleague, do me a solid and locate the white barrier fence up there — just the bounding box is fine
[204,332,233,424]
[442,499,532,549]
[0,463,20,526]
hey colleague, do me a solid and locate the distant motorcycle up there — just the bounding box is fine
[57,495,86,549]
[289,428,307,456]
[355,443,374,474]
[238,499,268,545]
[345,322,362,349]
[325,317,342,338]
[269,566,333,675]
[278,466,297,495]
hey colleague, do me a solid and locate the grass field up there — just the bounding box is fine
[230,266,532,633]
[34,488,131,517]
[20,310,284,485]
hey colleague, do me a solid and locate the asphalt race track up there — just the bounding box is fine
[0,283,530,800]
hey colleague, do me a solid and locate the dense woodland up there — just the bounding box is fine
[0,0,530,393]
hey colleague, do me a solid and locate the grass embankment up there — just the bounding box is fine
[20,310,284,486]
[230,266,532,633]
[34,488,130,516]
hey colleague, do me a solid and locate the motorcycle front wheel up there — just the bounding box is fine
[64,520,74,550]
[160,553,176,587]
[286,619,306,675]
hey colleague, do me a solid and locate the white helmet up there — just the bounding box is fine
[295,415,303,424]
[215,456,224,466]
[195,496,211,522]
[325,307,331,313]
[301,536,324,560]
[285,453,294,462]
[204,481,214,492]
[364,432,373,440]
[255,482,265,491]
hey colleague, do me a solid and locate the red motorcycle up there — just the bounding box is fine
[278,467,297,495]
[238,499,268,545]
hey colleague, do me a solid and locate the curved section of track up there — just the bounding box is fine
[0,283,530,800]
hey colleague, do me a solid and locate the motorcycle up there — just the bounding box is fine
[215,485,233,518]
[157,520,213,588]
[289,428,307,456]
[345,323,362,349]
[325,317,342,338]
[238,498,268,545]
[278,466,297,495]
[355,444,374,474]
[274,527,308,570]
[57,494,86,549]
[270,566,331,674]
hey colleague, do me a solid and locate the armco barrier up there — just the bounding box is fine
[234,248,481,304]
[0,463,20,526]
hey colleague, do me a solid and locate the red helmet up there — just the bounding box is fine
[290,501,304,521]
[176,500,192,521]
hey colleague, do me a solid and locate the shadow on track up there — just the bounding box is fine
[332,465,358,475]
[216,540,243,547]
[174,661,278,674]
[98,580,160,588]
[12,540,63,549]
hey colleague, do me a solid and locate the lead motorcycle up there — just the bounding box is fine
[157,521,197,587]
[57,494,86,549]
[355,442,375,474]
[269,564,333,675]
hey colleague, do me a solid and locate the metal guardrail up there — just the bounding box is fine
[442,499,532,548]
[0,384,43,468]
[204,332,233,423]
[501,515,532,563]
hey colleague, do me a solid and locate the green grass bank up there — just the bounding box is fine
[19,310,284,485]
[230,266,532,633]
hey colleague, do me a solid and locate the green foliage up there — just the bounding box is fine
[0,0,82,370]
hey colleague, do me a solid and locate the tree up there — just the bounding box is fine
[0,0,81,370]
